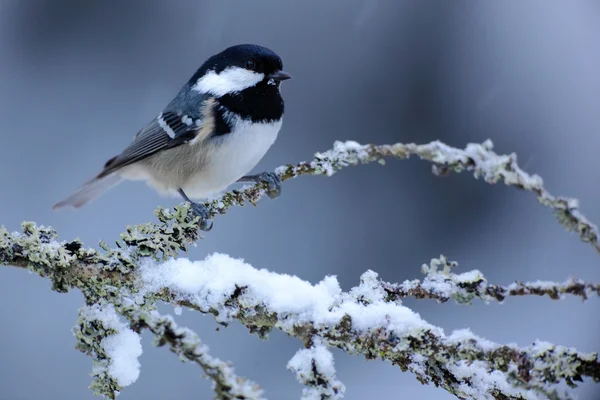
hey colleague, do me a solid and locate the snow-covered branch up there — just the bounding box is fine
[1,139,599,399]
[287,341,345,400]
[142,255,599,400]
[74,300,262,399]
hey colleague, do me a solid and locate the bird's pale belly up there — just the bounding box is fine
[182,119,282,199]
[121,118,282,200]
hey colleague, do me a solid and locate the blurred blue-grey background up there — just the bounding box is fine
[0,1,599,399]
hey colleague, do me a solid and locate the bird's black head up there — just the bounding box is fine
[189,44,291,124]
[200,44,285,77]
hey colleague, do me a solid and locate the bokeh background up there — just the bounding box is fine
[0,1,599,399]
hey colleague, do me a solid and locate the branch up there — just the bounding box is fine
[201,140,600,256]
[143,255,598,400]
[383,256,600,304]
[2,139,600,399]
[3,139,599,286]
[74,301,263,399]
[132,310,264,400]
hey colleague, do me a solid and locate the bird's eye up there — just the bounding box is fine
[245,59,256,70]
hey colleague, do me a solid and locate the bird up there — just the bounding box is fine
[53,44,292,231]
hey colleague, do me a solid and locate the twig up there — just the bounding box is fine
[382,256,600,304]
[132,310,264,400]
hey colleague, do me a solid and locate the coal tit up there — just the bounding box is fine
[53,44,292,230]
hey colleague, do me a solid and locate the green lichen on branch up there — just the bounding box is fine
[0,223,134,296]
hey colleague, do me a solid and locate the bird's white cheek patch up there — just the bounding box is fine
[193,67,264,96]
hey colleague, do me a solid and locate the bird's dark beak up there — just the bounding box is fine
[268,70,292,81]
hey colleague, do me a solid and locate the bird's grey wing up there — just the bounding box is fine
[53,97,216,210]
[98,102,214,178]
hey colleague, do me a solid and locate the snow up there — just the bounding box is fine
[531,340,555,355]
[447,328,496,352]
[349,270,386,303]
[408,353,427,376]
[141,254,342,325]
[455,270,486,283]
[520,280,559,290]
[450,360,544,400]
[288,343,345,399]
[287,345,335,381]
[82,304,143,387]
[140,253,432,336]
[420,276,453,298]
[102,329,143,387]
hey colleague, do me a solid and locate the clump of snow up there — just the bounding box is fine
[102,329,143,387]
[83,304,143,387]
[531,340,555,355]
[454,270,486,284]
[349,270,386,303]
[288,343,345,400]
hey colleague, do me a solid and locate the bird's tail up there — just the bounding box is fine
[52,173,123,210]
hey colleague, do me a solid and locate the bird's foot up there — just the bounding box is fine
[240,172,282,199]
[189,202,213,231]
[178,188,213,231]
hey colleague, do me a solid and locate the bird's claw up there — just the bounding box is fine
[189,202,213,231]
[256,172,282,199]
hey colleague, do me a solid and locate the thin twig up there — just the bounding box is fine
[382,256,600,304]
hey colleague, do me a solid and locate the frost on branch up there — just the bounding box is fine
[1,139,599,399]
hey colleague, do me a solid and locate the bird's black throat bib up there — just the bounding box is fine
[216,81,284,133]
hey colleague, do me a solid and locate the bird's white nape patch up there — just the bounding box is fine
[193,67,264,96]
[157,113,176,138]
